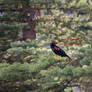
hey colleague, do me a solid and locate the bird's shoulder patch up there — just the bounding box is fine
[54,46,60,50]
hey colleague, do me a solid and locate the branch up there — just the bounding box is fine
[0,7,92,12]
[44,60,62,69]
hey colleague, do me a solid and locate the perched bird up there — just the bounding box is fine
[50,41,71,60]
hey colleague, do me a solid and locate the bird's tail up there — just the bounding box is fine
[66,55,72,61]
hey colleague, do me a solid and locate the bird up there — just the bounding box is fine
[50,41,71,60]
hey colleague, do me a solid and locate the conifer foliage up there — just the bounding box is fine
[0,0,92,92]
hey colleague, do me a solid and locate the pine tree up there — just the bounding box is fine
[0,0,92,92]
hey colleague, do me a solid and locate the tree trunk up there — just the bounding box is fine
[21,1,40,41]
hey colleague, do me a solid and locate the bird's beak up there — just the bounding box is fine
[55,42,58,44]
[55,40,58,44]
[52,40,58,44]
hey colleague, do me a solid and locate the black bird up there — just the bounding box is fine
[50,42,71,60]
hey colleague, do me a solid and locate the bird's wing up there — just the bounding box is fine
[53,46,60,50]
[59,49,66,55]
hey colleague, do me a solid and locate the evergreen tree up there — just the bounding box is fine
[0,0,92,92]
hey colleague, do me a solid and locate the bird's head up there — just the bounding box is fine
[50,41,58,46]
[52,40,58,44]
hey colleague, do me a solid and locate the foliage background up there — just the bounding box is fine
[0,0,92,92]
